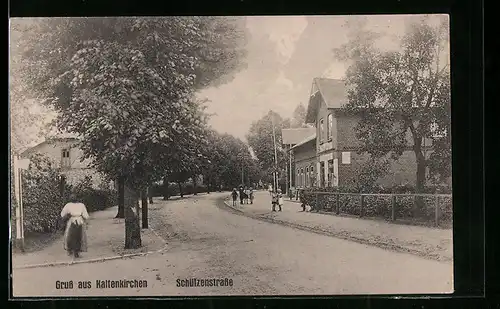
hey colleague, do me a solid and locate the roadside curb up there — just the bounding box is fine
[13,226,169,270]
[223,200,244,213]
[221,199,450,263]
[13,246,167,270]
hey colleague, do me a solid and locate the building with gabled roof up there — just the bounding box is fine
[287,77,435,190]
[20,137,114,190]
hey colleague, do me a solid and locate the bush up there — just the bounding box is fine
[21,154,66,234]
[72,176,117,212]
[149,181,208,198]
[14,155,118,235]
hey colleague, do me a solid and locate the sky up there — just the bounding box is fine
[10,14,449,151]
[198,14,449,141]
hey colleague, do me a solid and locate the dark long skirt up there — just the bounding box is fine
[66,222,83,253]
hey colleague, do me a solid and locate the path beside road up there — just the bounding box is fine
[11,205,166,269]
[225,191,453,262]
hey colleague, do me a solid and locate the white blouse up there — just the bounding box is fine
[61,202,89,225]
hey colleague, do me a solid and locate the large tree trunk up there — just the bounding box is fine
[414,147,427,215]
[141,189,148,229]
[178,182,184,198]
[124,185,141,249]
[163,175,170,200]
[115,176,125,219]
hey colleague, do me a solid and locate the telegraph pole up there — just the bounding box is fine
[13,155,30,252]
[271,111,279,192]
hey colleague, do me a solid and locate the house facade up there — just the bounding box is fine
[290,77,434,189]
[281,127,316,190]
[20,137,114,190]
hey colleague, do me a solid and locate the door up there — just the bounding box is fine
[333,159,339,186]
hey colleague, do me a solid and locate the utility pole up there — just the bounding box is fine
[13,155,30,252]
[271,111,279,192]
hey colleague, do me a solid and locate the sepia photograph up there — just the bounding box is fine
[9,14,452,297]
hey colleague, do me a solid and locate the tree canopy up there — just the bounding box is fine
[16,17,249,189]
[334,16,451,189]
[246,110,289,183]
[289,103,310,129]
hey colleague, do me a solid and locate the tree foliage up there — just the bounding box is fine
[9,21,57,154]
[289,103,310,129]
[17,17,249,190]
[206,131,260,187]
[334,16,451,189]
[246,111,289,183]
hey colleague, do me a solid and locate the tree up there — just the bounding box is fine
[202,131,257,189]
[9,21,58,154]
[334,16,451,196]
[289,103,309,128]
[246,111,289,184]
[17,17,248,248]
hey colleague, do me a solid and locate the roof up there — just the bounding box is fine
[20,137,80,157]
[305,78,348,123]
[281,127,316,145]
[289,133,316,151]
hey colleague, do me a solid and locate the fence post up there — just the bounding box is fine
[391,195,396,221]
[360,194,364,218]
[434,195,440,227]
[336,194,340,215]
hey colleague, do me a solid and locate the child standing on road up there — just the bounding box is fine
[277,189,283,212]
[231,188,238,206]
[271,191,278,212]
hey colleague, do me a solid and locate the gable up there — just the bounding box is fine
[20,138,79,157]
[305,78,348,124]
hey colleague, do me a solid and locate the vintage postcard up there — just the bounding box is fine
[9,15,453,297]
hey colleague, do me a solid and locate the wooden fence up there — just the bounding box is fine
[302,191,453,227]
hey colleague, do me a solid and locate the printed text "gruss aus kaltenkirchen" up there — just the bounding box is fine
[177,278,233,287]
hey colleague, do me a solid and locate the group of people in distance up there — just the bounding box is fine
[231,185,254,206]
[230,183,285,212]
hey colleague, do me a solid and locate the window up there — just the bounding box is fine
[305,167,310,187]
[327,114,333,140]
[333,159,339,186]
[319,119,324,143]
[327,160,334,187]
[61,149,71,168]
[301,168,304,187]
[310,166,315,186]
[297,169,300,187]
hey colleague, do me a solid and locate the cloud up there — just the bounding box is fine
[247,16,308,65]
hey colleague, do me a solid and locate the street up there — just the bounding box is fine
[12,192,453,297]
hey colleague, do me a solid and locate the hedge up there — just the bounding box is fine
[11,155,118,236]
[300,185,452,227]
[149,182,212,198]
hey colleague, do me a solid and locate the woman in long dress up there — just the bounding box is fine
[61,194,89,258]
